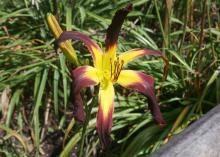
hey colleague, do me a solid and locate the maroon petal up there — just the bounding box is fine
[56,31,102,67]
[96,82,115,149]
[117,70,166,125]
[72,66,100,122]
[105,4,132,52]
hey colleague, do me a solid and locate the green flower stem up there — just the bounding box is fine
[79,95,97,157]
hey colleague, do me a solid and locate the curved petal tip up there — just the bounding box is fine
[73,93,86,122]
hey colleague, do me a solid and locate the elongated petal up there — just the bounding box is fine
[97,81,115,148]
[46,13,78,64]
[56,31,103,68]
[105,4,132,57]
[72,66,100,122]
[119,48,169,80]
[117,70,166,125]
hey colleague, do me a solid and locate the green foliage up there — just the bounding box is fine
[0,0,220,156]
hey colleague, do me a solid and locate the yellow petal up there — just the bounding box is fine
[72,66,100,92]
[97,81,114,148]
[117,70,145,86]
[117,70,166,125]
[47,13,79,65]
[118,48,164,65]
[118,48,169,81]
[72,66,100,122]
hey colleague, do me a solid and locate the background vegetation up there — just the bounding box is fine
[0,0,219,156]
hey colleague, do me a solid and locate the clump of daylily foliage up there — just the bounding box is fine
[48,4,169,149]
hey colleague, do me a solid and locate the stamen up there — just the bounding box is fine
[115,60,124,80]
[116,58,120,76]
[114,60,117,76]
[110,57,124,82]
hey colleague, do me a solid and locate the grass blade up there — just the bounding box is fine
[33,68,48,154]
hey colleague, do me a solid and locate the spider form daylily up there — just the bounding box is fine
[56,4,169,148]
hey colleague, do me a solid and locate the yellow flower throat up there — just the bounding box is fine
[99,57,124,88]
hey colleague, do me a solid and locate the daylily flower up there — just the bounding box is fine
[56,4,169,148]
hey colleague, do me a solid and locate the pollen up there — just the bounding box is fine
[110,57,124,82]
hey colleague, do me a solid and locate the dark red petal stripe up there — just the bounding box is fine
[71,67,98,122]
[125,72,166,125]
[56,31,102,62]
[105,4,132,51]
